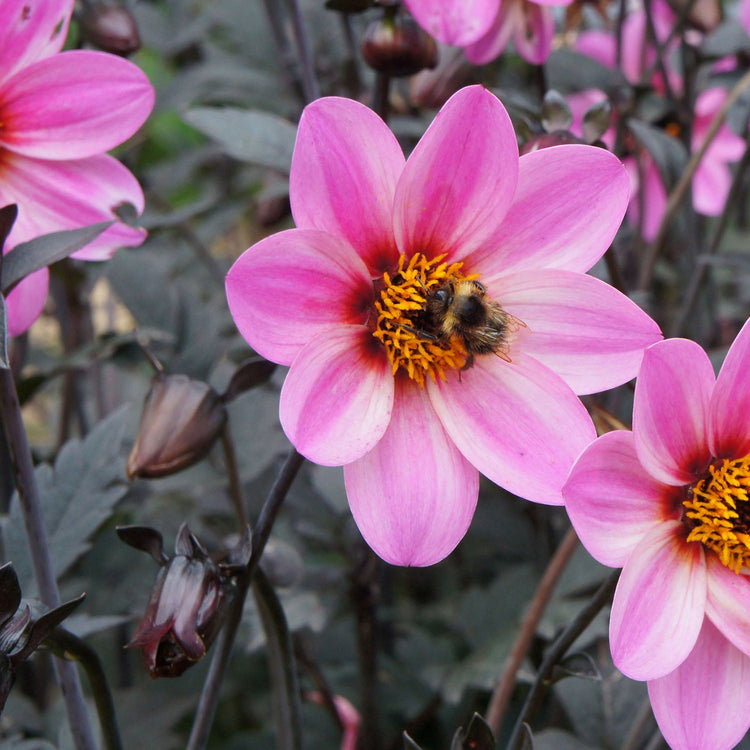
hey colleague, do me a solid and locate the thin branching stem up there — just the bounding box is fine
[505,568,621,750]
[486,527,579,734]
[285,0,320,102]
[50,628,124,750]
[186,448,305,750]
[221,424,248,528]
[0,369,97,750]
[637,67,750,291]
[670,131,750,338]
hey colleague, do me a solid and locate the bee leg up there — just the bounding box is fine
[460,353,475,375]
[400,324,437,341]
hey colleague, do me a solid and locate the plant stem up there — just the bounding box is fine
[252,567,304,750]
[285,0,320,102]
[372,73,391,124]
[221,425,248,528]
[505,568,621,750]
[670,131,750,338]
[353,548,381,750]
[637,67,750,291]
[486,527,579,734]
[0,369,97,750]
[186,448,305,750]
[50,628,123,750]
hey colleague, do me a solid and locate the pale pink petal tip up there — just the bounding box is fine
[345,379,479,567]
[4,267,49,337]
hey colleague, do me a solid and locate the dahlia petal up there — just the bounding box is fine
[464,145,629,278]
[344,377,479,567]
[225,229,373,366]
[427,353,596,505]
[648,619,750,750]
[0,0,73,84]
[512,3,555,65]
[626,155,666,242]
[0,50,154,159]
[290,97,403,274]
[575,30,617,68]
[497,269,662,394]
[710,318,750,458]
[4,267,48,337]
[610,520,705,680]
[692,159,732,216]
[633,338,714,486]
[279,325,394,466]
[706,555,750,656]
[464,1,516,65]
[401,0,500,46]
[393,85,518,262]
[563,431,676,567]
[0,153,146,260]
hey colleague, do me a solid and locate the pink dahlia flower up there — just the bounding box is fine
[564,320,750,750]
[226,85,661,566]
[401,0,501,47]
[403,0,571,65]
[464,0,574,66]
[0,0,154,336]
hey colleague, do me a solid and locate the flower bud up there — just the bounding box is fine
[0,563,84,711]
[119,523,249,678]
[77,2,141,56]
[127,374,227,480]
[361,14,438,77]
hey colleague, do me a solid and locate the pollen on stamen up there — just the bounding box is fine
[371,252,475,388]
[683,455,750,573]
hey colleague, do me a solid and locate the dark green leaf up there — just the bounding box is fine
[2,407,130,591]
[547,49,627,94]
[403,733,423,750]
[627,118,689,190]
[0,205,18,261]
[518,724,535,750]
[701,21,750,59]
[550,652,601,683]
[222,358,276,403]
[451,715,495,750]
[1,222,113,294]
[183,107,297,173]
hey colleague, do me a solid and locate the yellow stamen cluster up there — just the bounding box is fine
[371,252,472,387]
[683,455,750,573]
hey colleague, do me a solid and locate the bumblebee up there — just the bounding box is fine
[418,279,519,369]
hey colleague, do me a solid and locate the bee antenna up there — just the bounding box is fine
[414,276,429,294]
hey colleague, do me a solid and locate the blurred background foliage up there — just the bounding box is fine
[1,0,750,748]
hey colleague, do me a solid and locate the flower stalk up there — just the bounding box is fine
[0,368,97,750]
[187,448,305,750]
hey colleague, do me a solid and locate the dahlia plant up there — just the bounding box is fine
[226,84,661,566]
[0,0,154,335]
[564,320,750,750]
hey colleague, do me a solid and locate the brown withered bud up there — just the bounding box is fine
[77,2,141,56]
[361,13,438,77]
[0,563,85,712]
[127,374,227,480]
[118,523,250,678]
